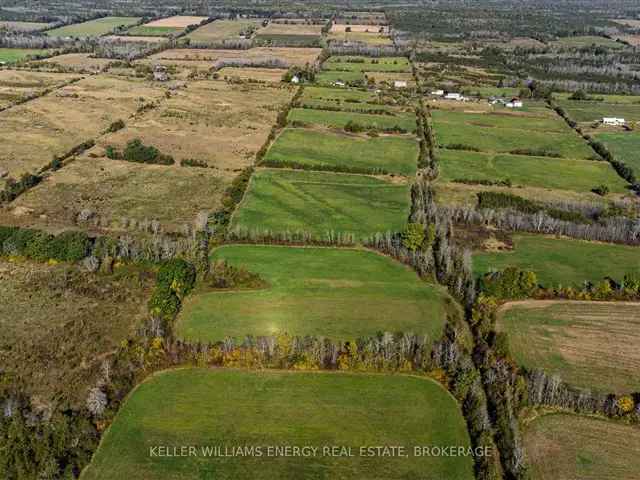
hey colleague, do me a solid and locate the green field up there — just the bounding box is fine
[264,128,418,175]
[432,110,594,159]
[231,169,410,239]
[0,48,50,63]
[557,100,640,123]
[437,148,629,193]
[186,19,263,43]
[499,301,640,392]
[523,414,640,480]
[127,25,182,36]
[179,245,454,341]
[288,108,417,132]
[316,70,365,85]
[474,234,640,287]
[595,131,640,172]
[301,86,380,103]
[324,56,411,72]
[82,369,474,480]
[45,17,140,37]
[553,92,640,104]
[551,35,624,49]
[460,86,521,98]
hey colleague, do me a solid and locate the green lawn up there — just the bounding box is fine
[432,110,594,159]
[127,25,182,36]
[316,70,365,85]
[595,131,640,172]
[437,148,629,193]
[553,92,640,105]
[324,56,411,72]
[557,100,640,123]
[301,86,380,103]
[474,234,640,287]
[82,369,474,480]
[178,245,453,341]
[288,108,417,132]
[524,414,640,480]
[231,169,410,239]
[0,48,50,63]
[499,301,640,393]
[45,17,140,37]
[264,128,418,175]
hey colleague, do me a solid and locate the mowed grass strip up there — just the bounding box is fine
[264,128,418,175]
[499,301,640,392]
[178,245,453,341]
[595,131,640,172]
[82,369,474,480]
[324,56,412,72]
[288,108,417,132]
[437,149,629,193]
[231,169,410,239]
[45,17,140,37]
[523,413,640,480]
[432,110,594,159]
[473,234,640,287]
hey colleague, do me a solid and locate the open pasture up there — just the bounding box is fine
[499,300,640,392]
[45,16,140,37]
[186,19,264,43]
[328,30,393,45]
[179,245,454,341]
[33,52,113,72]
[82,369,474,480]
[0,47,50,64]
[324,56,411,72]
[523,414,640,480]
[258,22,322,36]
[0,21,51,31]
[316,69,365,85]
[432,109,595,159]
[264,127,418,175]
[216,67,288,82]
[0,74,166,179]
[595,131,640,172]
[144,16,208,28]
[551,35,624,49]
[288,108,417,132]
[437,149,629,194]
[231,168,410,239]
[473,234,640,287]
[297,85,403,112]
[331,23,389,33]
[0,69,79,109]
[557,100,640,123]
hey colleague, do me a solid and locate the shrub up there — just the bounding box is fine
[401,223,426,251]
[52,231,91,262]
[344,120,365,133]
[209,260,266,289]
[592,184,609,196]
[23,231,55,261]
[478,267,538,300]
[157,259,196,298]
[105,119,125,133]
[148,285,181,320]
[123,139,174,165]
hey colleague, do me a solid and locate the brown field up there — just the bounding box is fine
[32,52,113,72]
[259,22,322,36]
[216,66,287,82]
[143,16,208,28]
[616,34,640,46]
[330,23,388,33]
[0,69,80,109]
[102,34,167,43]
[612,18,640,28]
[0,20,51,31]
[0,258,152,407]
[523,413,640,480]
[186,19,264,43]
[2,80,294,232]
[499,300,640,392]
[0,74,166,179]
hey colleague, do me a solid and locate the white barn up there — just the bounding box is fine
[602,117,626,126]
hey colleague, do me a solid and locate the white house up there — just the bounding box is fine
[290,75,300,84]
[444,92,463,101]
[602,117,626,126]
[506,98,523,108]
[333,80,346,87]
[431,89,444,96]
[394,80,408,88]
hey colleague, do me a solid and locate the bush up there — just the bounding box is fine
[148,285,181,320]
[344,120,365,133]
[592,184,609,196]
[157,259,196,298]
[401,223,426,251]
[478,267,538,300]
[52,231,91,262]
[106,139,174,165]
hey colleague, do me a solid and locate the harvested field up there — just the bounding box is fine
[330,23,389,33]
[328,31,393,45]
[216,66,287,82]
[82,369,474,480]
[143,16,208,28]
[231,168,410,239]
[258,22,322,36]
[0,259,152,406]
[0,74,166,179]
[523,414,640,480]
[0,69,80,109]
[179,245,455,341]
[499,300,640,392]
[32,52,113,72]
[186,19,264,43]
[45,16,140,37]
[324,56,411,72]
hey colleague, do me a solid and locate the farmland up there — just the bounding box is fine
[0,21,51,31]
[499,301,640,392]
[595,131,640,172]
[0,47,50,64]
[551,35,625,49]
[230,168,410,239]
[127,15,207,36]
[557,100,640,123]
[523,414,640,480]
[323,56,411,72]
[45,16,140,37]
[33,53,113,72]
[288,108,417,132]
[178,245,455,341]
[473,234,640,287]
[263,128,418,175]
[82,369,474,480]
[0,69,79,109]
[437,149,629,194]
[186,19,264,43]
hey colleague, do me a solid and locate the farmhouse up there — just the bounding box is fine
[506,98,523,108]
[444,92,464,101]
[394,80,407,88]
[153,65,169,82]
[290,75,300,84]
[602,117,626,126]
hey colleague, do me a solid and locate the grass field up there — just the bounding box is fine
[126,25,182,36]
[231,169,410,239]
[523,413,640,480]
[499,301,640,392]
[0,69,79,109]
[186,19,263,43]
[35,53,113,72]
[217,67,288,82]
[551,35,624,49]
[288,108,417,132]
[178,245,455,341]
[324,56,411,72]
[437,149,629,193]
[315,70,365,85]
[82,369,474,480]
[264,128,418,175]
[0,21,51,32]
[474,234,640,287]
[45,17,140,37]
[557,100,640,123]
[301,85,380,103]
[595,131,640,172]
[328,31,393,45]
[258,22,322,37]
[0,47,50,63]
[432,109,594,159]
